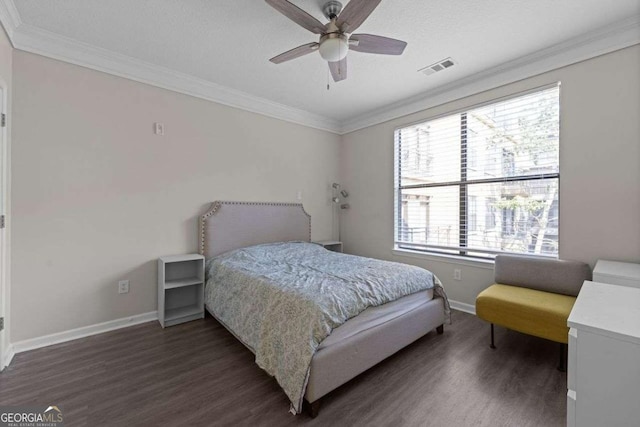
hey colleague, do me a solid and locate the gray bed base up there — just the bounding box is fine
[200,201,445,416]
[305,298,444,406]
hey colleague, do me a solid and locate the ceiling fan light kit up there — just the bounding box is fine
[265,0,407,83]
[318,33,349,62]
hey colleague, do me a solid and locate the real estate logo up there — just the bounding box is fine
[0,405,63,427]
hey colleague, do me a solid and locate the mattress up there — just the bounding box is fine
[319,289,434,350]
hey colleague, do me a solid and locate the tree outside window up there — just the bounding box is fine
[394,85,560,259]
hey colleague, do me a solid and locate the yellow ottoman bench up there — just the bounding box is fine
[476,255,591,369]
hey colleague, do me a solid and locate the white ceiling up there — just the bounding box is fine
[4,0,640,132]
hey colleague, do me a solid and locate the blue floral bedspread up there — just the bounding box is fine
[205,241,449,413]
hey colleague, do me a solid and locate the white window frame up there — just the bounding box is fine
[393,83,561,261]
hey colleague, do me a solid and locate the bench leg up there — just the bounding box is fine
[558,343,567,372]
[436,324,444,334]
[490,323,496,349]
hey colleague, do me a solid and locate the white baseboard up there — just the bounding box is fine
[11,311,158,355]
[2,344,15,370]
[5,301,473,365]
[449,299,476,316]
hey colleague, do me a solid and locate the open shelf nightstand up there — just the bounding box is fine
[312,240,343,253]
[158,254,205,327]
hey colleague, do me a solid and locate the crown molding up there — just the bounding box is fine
[0,11,342,134]
[0,0,638,136]
[0,0,21,40]
[340,17,640,134]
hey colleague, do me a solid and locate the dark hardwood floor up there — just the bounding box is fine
[0,310,566,426]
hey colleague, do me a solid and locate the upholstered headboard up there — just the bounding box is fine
[199,201,311,259]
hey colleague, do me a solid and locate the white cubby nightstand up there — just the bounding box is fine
[312,240,343,253]
[158,254,205,327]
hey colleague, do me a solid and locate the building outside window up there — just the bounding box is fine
[394,84,560,259]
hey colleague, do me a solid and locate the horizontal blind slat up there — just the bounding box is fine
[395,86,560,258]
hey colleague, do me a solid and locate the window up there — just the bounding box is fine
[502,149,515,176]
[468,195,477,232]
[400,194,430,244]
[394,85,560,259]
[485,198,497,229]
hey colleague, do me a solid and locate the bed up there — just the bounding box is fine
[200,201,448,417]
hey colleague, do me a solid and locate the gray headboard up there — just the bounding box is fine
[199,201,311,259]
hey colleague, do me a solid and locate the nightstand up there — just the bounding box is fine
[312,240,343,253]
[158,254,205,327]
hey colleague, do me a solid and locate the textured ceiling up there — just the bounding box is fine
[12,0,640,123]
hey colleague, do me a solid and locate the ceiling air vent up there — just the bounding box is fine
[419,58,456,76]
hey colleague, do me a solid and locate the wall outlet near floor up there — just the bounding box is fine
[118,280,130,294]
[453,269,462,281]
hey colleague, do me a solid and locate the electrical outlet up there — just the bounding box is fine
[118,280,130,294]
[453,269,462,281]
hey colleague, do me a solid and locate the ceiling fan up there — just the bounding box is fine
[265,0,407,82]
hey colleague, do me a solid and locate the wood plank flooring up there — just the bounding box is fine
[0,310,566,426]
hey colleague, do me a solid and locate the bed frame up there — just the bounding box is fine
[200,201,445,417]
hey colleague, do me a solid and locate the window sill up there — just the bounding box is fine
[391,248,495,270]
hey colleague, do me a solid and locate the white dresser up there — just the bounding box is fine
[593,260,640,288]
[567,281,640,427]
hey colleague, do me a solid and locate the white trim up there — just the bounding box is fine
[0,2,637,135]
[1,303,477,367]
[392,82,561,133]
[0,0,21,40]
[0,80,8,372]
[449,300,476,316]
[2,343,13,369]
[8,23,342,134]
[391,248,495,270]
[341,17,640,134]
[11,311,158,355]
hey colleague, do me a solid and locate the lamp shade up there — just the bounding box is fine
[319,36,348,62]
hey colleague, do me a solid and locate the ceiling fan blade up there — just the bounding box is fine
[265,0,327,34]
[336,0,382,33]
[328,57,347,82]
[350,34,407,55]
[270,42,319,64]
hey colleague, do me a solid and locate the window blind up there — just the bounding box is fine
[394,84,560,259]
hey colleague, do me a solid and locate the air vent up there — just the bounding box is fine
[419,57,456,76]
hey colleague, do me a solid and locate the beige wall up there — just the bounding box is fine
[340,45,640,307]
[11,51,341,342]
[0,26,12,357]
[7,41,640,341]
